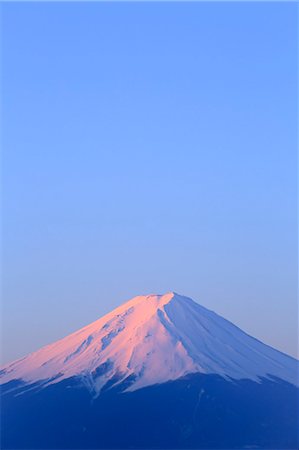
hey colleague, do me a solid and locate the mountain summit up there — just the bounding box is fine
[1,292,297,393]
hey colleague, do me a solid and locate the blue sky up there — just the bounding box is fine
[2,2,297,363]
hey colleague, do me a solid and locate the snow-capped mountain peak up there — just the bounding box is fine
[1,292,298,393]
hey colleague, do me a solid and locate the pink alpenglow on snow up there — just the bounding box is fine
[1,292,298,393]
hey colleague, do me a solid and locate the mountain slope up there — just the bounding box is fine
[1,292,298,393]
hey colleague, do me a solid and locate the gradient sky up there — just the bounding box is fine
[2,2,297,364]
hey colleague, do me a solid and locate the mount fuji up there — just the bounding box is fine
[1,292,298,449]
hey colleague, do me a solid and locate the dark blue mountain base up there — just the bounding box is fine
[1,373,298,449]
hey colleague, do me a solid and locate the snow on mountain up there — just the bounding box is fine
[1,292,298,393]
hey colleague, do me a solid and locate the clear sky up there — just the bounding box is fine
[2,2,297,364]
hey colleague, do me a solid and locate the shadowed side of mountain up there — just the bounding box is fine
[1,373,298,449]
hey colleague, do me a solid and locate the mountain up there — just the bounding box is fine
[1,292,298,449]
[1,292,297,391]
